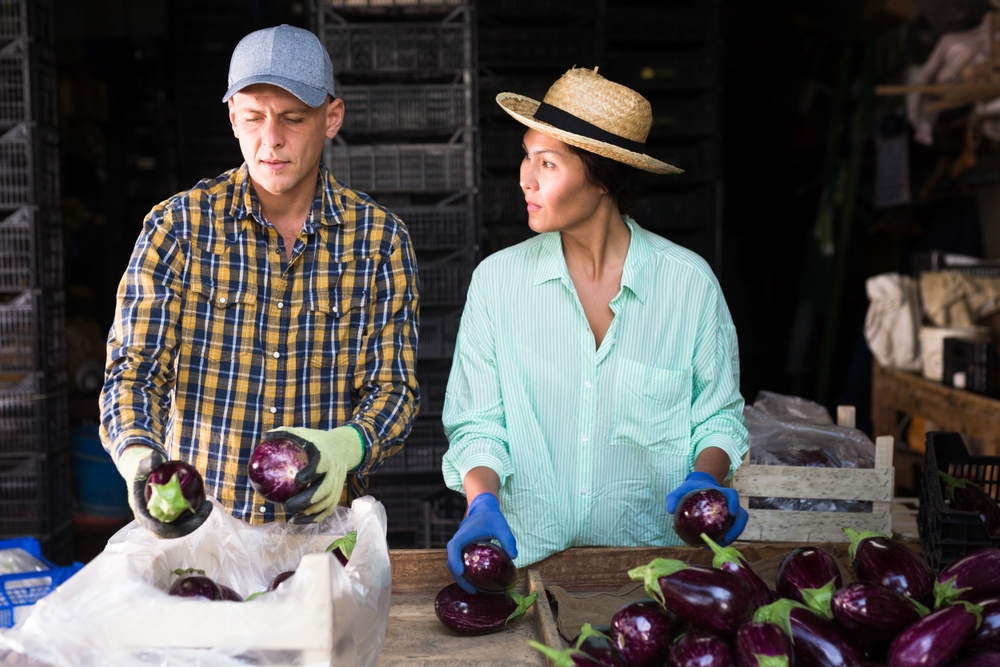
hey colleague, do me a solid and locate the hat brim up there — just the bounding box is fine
[496,92,683,175]
[223,74,330,108]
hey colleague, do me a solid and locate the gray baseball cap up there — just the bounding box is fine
[223,24,335,107]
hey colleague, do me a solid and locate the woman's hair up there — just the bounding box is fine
[566,143,643,215]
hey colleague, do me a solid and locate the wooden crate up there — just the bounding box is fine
[732,406,895,542]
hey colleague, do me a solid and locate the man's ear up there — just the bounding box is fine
[325,97,345,140]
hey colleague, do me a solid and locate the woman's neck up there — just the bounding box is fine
[560,202,631,281]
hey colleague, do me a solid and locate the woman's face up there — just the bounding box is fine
[519,128,606,234]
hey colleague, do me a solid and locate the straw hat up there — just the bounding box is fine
[496,67,682,175]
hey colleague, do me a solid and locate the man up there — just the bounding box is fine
[100,24,420,537]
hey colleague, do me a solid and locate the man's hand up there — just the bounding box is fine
[268,426,364,524]
[446,493,517,593]
[116,446,212,539]
[665,471,748,547]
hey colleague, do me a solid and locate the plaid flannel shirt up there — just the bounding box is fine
[100,163,420,523]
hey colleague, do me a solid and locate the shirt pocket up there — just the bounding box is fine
[181,281,258,363]
[612,357,691,452]
[308,289,369,368]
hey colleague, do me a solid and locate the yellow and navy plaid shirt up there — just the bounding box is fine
[100,163,420,523]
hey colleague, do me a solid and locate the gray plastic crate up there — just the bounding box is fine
[325,143,472,193]
[0,39,57,129]
[0,123,59,209]
[340,85,468,133]
[418,259,473,306]
[419,308,461,360]
[0,207,62,292]
[0,449,72,539]
[0,289,65,374]
[0,0,25,41]
[0,371,66,456]
[481,179,525,223]
[396,205,474,250]
[324,23,467,73]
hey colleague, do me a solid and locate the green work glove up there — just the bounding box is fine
[266,425,364,524]
[117,445,153,514]
[116,445,212,538]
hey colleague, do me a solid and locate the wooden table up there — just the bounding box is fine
[871,361,1000,455]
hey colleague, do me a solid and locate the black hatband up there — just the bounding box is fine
[533,102,645,153]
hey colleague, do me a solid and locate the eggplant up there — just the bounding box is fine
[667,630,734,667]
[734,622,793,667]
[326,531,357,567]
[844,527,934,608]
[702,533,777,608]
[168,568,223,600]
[952,653,1000,667]
[962,596,1000,656]
[755,598,866,667]
[610,598,679,667]
[248,437,309,503]
[144,460,206,523]
[775,546,842,618]
[461,541,517,592]
[434,583,537,636]
[673,488,734,547]
[267,570,295,592]
[934,548,1000,608]
[544,623,631,667]
[939,471,1000,536]
[629,558,754,636]
[218,584,244,602]
[886,600,983,667]
[830,581,928,660]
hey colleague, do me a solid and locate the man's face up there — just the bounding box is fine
[229,84,344,203]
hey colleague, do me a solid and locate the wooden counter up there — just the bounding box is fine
[871,361,1000,455]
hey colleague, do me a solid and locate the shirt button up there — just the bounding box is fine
[333,306,339,314]
[259,506,266,513]
[581,488,589,495]
[582,435,589,442]
[272,351,280,359]
[584,380,592,389]
[269,407,277,414]
[277,302,284,309]
[218,296,227,304]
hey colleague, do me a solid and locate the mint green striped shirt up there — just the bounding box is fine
[441,217,748,566]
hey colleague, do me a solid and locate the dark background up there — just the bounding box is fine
[52,0,987,434]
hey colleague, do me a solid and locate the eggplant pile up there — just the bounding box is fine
[527,533,1000,667]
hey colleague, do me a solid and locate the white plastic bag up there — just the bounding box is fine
[0,496,391,667]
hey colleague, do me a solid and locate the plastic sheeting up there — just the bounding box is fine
[0,496,391,667]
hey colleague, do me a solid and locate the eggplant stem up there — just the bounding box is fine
[147,474,195,523]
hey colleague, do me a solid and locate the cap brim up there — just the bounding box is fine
[495,92,682,175]
[223,74,330,107]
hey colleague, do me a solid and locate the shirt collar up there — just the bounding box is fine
[229,163,344,232]
[531,215,651,304]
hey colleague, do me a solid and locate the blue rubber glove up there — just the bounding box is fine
[665,471,748,547]
[446,493,518,593]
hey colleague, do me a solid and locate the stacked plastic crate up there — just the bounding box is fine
[315,0,478,547]
[0,0,71,564]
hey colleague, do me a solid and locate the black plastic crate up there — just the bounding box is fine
[0,371,67,456]
[339,84,468,133]
[37,521,74,566]
[651,141,719,185]
[419,308,461,360]
[377,417,449,474]
[919,431,1000,572]
[418,259,473,306]
[0,123,59,209]
[0,39,57,130]
[415,359,450,415]
[0,0,25,41]
[364,478,450,545]
[0,289,65,374]
[942,338,999,398]
[605,50,719,92]
[632,187,717,232]
[324,23,468,73]
[478,26,598,69]
[480,122,525,170]
[0,207,63,292]
[325,142,473,193]
[421,485,465,548]
[647,95,719,139]
[607,5,718,44]
[481,178,525,223]
[478,0,597,17]
[0,448,73,538]
[395,205,475,250]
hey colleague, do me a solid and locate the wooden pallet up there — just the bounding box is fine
[732,406,895,542]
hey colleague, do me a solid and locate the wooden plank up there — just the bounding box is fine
[837,405,856,428]
[740,508,892,542]
[871,362,1000,454]
[390,549,452,594]
[873,435,894,517]
[732,466,893,501]
[528,568,562,663]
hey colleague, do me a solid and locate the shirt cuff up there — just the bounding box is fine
[110,431,168,463]
[442,439,512,493]
[692,434,747,480]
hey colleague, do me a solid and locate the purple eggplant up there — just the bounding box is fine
[326,531,357,567]
[461,541,517,592]
[844,527,934,608]
[552,624,631,667]
[940,471,1000,536]
[168,568,223,600]
[734,622,793,667]
[702,533,777,608]
[248,437,309,503]
[830,581,928,660]
[267,570,295,592]
[629,559,754,636]
[934,548,1000,608]
[886,600,983,667]
[667,630,734,667]
[962,596,1000,656]
[434,583,536,636]
[755,598,866,667]
[674,488,734,547]
[218,584,244,602]
[609,598,679,667]
[952,653,1000,667]
[144,460,206,523]
[775,546,842,618]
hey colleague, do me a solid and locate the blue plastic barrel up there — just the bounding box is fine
[70,424,131,518]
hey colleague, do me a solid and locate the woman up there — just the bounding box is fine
[441,67,748,591]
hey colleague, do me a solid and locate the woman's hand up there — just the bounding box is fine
[665,471,748,546]
[446,492,518,593]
